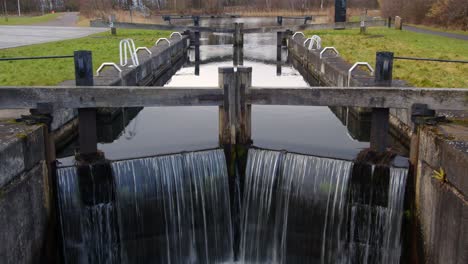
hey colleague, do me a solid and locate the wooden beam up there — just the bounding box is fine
[247,87,468,111]
[90,20,387,35]
[91,20,235,33]
[0,86,467,110]
[0,86,223,108]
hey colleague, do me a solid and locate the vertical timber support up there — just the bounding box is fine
[110,14,116,35]
[277,16,283,26]
[277,31,283,62]
[74,50,98,156]
[219,67,237,146]
[193,15,200,27]
[194,31,201,62]
[219,66,252,259]
[233,23,244,48]
[360,10,367,34]
[194,31,200,75]
[370,51,394,153]
[237,67,252,145]
[218,66,252,146]
[233,23,244,66]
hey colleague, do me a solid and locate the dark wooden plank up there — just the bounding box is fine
[74,50,98,155]
[247,87,468,111]
[0,86,224,108]
[90,20,235,33]
[1,86,467,110]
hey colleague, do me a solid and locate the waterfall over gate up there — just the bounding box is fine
[239,149,408,264]
[57,149,233,264]
[56,148,408,264]
[112,149,233,263]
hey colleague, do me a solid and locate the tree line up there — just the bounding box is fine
[380,0,467,30]
[2,0,379,14]
[2,0,465,30]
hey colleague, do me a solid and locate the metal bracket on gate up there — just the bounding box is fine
[348,62,374,87]
[292,32,305,40]
[170,32,183,39]
[96,62,122,77]
[135,47,152,56]
[304,35,322,50]
[155,38,171,46]
[320,47,339,59]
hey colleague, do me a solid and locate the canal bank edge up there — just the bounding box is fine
[287,32,467,263]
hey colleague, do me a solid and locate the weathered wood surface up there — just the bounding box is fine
[0,87,223,108]
[1,86,467,110]
[90,20,387,35]
[247,87,468,111]
[91,20,236,33]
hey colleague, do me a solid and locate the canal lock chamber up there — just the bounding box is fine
[55,19,414,264]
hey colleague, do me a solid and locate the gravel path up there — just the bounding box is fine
[403,25,468,41]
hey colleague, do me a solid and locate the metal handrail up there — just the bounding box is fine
[155,38,171,46]
[305,35,321,50]
[119,39,139,67]
[292,32,305,39]
[0,55,73,61]
[135,47,152,56]
[320,47,339,59]
[170,32,183,39]
[96,62,122,77]
[348,62,374,87]
[312,35,322,50]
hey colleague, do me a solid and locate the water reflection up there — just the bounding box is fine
[58,19,373,164]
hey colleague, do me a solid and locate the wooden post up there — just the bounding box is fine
[194,31,201,75]
[110,15,116,35]
[74,51,98,155]
[233,23,244,47]
[233,45,244,66]
[277,16,283,26]
[218,66,251,145]
[237,67,252,145]
[193,15,200,27]
[219,67,237,146]
[360,11,367,34]
[194,31,200,63]
[277,31,285,62]
[370,51,394,153]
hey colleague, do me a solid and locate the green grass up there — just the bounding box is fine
[0,13,61,25]
[304,27,468,88]
[0,29,170,86]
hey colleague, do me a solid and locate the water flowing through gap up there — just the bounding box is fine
[239,149,409,264]
[55,18,410,263]
[57,149,233,263]
[57,148,408,263]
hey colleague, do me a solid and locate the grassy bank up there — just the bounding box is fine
[0,29,170,86]
[0,13,60,25]
[304,27,468,88]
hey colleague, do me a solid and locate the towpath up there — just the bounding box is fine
[0,12,106,49]
[403,25,468,41]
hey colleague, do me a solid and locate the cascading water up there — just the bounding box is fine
[239,149,353,263]
[56,148,408,264]
[239,149,408,264]
[112,149,233,263]
[57,166,119,264]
